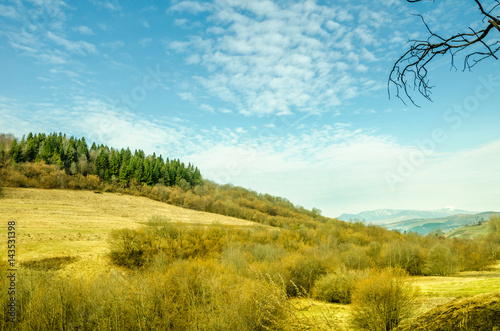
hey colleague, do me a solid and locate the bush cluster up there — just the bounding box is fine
[0,260,290,330]
[350,268,420,331]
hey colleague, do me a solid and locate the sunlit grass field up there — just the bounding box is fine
[0,187,261,277]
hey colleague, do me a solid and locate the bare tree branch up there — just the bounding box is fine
[389,0,500,106]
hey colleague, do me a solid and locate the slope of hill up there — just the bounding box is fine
[0,132,328,230]
[445,214,500,239]
[381,212,498,235]
[395,292,500,331]
[0,187,262,276]
[338,208,477,226]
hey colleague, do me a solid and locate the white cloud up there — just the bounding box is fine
[141,5,158,12]
[49,68,80,78]
[92,0,122,12]
[174,18,188,27]
[139,37,152,47]
[38,51,67,64]
[189,126,500,216]
[169,1,213,14]
[0,4,19,19]
[10,42,37,53]
[167,0,402,116]
[100,41,125,50]
[0,97,196,159]
[200,104,215,113]
[234,127,246,134]
[169,40,190,52]
[74,25,95,35]
[46,31,98,55]
[384,140,500,214]
[178,92,195,101]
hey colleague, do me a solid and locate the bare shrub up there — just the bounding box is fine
[312,268,367,304]
[284,253,328,297]
[350,268,420,331]
[108,229,156,268]
[426,243,456,276]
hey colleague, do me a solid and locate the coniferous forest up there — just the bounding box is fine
[1,132,202,189]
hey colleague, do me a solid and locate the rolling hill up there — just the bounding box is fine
[381,212,499,235]
[0,187,263,277]
[338,208,478,226]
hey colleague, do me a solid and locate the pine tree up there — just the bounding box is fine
[119,160,131,186]
[109,151,121,178]
[9,139,23,163]
[77,138,89,159]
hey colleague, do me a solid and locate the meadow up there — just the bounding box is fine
[1,187,499,330]
[0,187,259,277]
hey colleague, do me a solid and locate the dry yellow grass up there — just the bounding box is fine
[0,187,261,276]
[289,298,350,330]
[413,262,500,298]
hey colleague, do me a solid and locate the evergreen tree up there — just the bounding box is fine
[77,137,89,159]
[65,137,77,169]
[109,151,121,178]
[119,160,131,185]
[9,139,23,163]
[24,135,38,162]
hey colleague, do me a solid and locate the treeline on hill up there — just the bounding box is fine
[0,133,324,229]
[0,132,202,188]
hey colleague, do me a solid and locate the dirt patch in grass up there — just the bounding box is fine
[21,256,79,271]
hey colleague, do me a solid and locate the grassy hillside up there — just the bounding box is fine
[383,212,498,235]
[395,291,500,331]
[445,219,492,239]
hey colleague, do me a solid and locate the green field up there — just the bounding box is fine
[445,221,490,239]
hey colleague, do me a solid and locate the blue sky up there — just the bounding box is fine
[1,0,499,217]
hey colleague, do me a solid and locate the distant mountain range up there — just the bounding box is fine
[338,208,477,225]
[337,209,499,235]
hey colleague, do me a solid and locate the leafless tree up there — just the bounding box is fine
[389,0,500,106]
